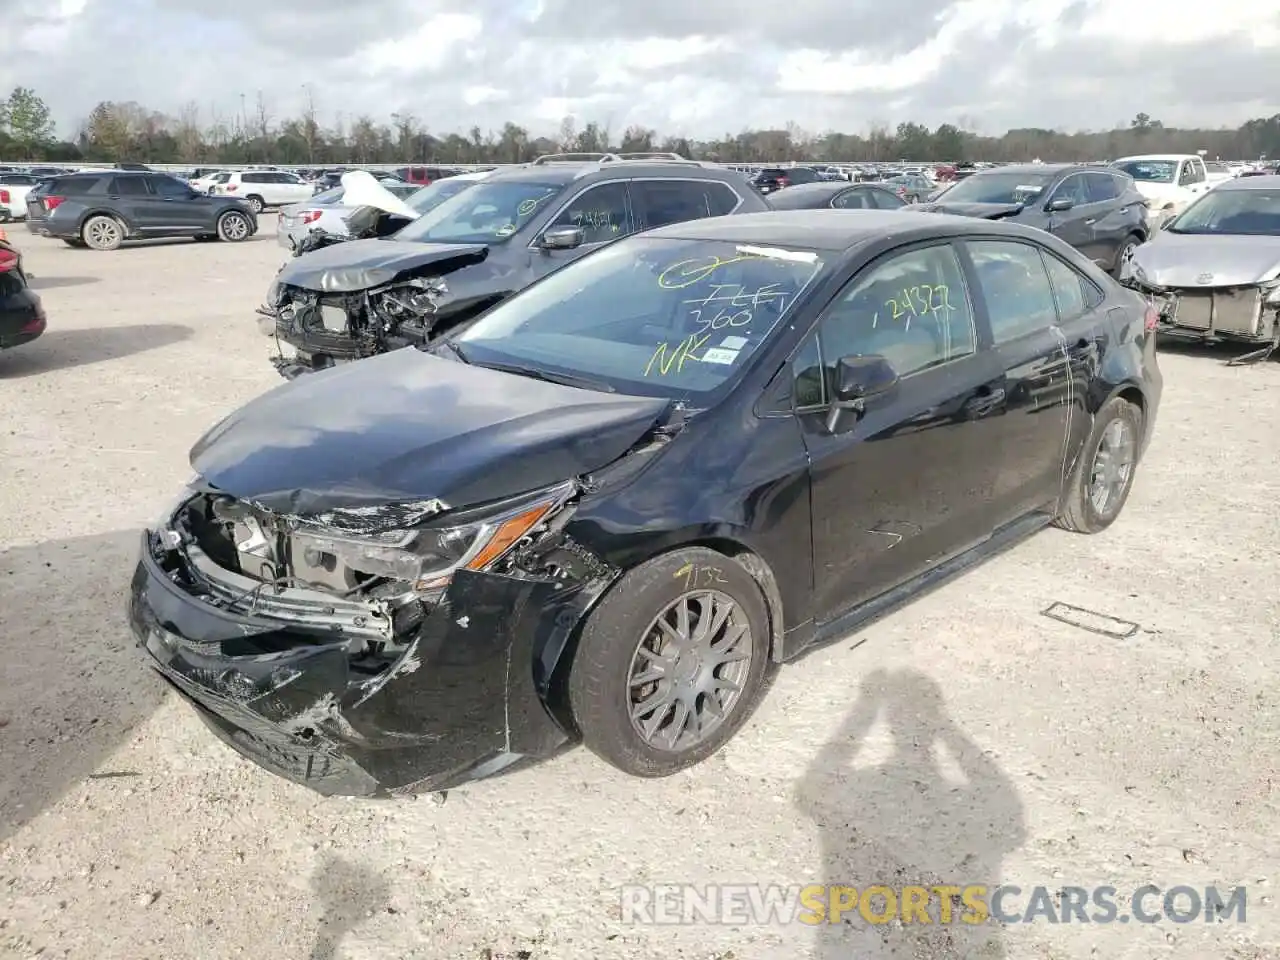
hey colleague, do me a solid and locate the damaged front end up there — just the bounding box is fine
[130,478,617,796]
[260,241,489,379]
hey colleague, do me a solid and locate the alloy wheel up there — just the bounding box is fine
[221,214,249,241]
[85,217,121,250]
[1088,418,1135,517]
[627,590,754,752]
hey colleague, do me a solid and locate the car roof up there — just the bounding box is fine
[771,181,872,196]
[973,163,1077,176]
[643,208,1031,252]
[483,161,744,186]
[1113,154,1194,162]
[1214,174,1280,191]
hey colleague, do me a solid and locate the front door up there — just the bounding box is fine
[1042,174,1102,262]
[795,241,1007,622]
[530,180,633,280]
[147,174,209,232]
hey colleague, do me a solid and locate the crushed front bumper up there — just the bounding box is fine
[129,532,585,796]
[1142,286,1280,344]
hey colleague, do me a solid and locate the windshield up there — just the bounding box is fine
[394,179,564,244]
[937,172,1055,204]
[404,177,479,215]
[1168,189,1280,235]
[453,237,825,401]
[1113,160,1176,183]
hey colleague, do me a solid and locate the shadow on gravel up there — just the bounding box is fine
[795,668,1025,959]
[0,323,192,376]
[306,853,392,960]
[0,530,166,844]
[1155,336,1277,365]
[27,275,100,290]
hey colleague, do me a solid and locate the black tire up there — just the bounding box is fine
[1111,233,1142,279]
[1055,396,1143,534]
[568,547,773,777]
[217,211,252,242]
[81,214,124,251]
[245,195,265,214]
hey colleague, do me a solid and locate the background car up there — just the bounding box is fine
[908,163,1148,276]
[1110,154,1212,224]
[0,173,41,221]
[750,166,824,194]
[265,157,771,376]
[25,171,258,250]
[210,170,314,213]
[876,173,933,202]
[0,237,46,351]
[1121,174,1280,355]
[763,181,907,210]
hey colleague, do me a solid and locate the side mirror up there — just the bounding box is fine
[539,226,585,251]
[1046,196,1074,212]
[825,355,899,433]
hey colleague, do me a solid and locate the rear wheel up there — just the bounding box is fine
[245,195,265,214]
[568,547,772,777]
[81,215,124,251]
[217,211,252,242]
[1055,396,1143,534]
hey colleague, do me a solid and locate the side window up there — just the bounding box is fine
[967,241,1058,343]
[1042,254,1090,321]
[110,176,150,196]
[1178,162,1196,186]
[1192,160,1206,183]
[1051,175,1089,206]
[242,172,266,184]
[1084,172,1118,203]
[547,182,631,244]
[831,188,874,210]
[62,177,101,195]
[151,176,190,198]
[631,180,737,230]
[792,335,825,408]
[869,188,906,209]
[819,244,976,379]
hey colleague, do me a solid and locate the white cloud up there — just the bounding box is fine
[0,0,1277,141]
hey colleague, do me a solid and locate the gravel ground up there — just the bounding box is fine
[1,221,1278,960]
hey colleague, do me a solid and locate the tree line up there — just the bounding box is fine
[3,87,1280,166]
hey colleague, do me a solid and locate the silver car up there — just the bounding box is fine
[1122,175,1280,356]
[276,173,488,250]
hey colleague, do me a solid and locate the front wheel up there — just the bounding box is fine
[217,211,252,242]
[1055,396,1143,534]
[568,547,772,777]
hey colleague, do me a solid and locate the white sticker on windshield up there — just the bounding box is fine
[719,335,748,349]
[735,244,819,264]
[701,347,739,365]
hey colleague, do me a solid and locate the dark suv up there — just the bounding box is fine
[908,163,1148,276]
[263,154,769,377]
[26,172,258,250]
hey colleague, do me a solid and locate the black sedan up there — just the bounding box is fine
[130,210,1162,797]
[765,181,907,211]
[0,238,46,350]
[907,164,1149,277]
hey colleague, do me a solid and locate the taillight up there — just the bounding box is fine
[0,248,18,273]
[0,190,8,204]
[897,187,907,197]
[300,210,323,224]
[226,184,238,191]
[44,195,66,211]
[1143,305,1159,332]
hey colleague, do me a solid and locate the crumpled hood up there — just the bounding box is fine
[276,238,489,293]
[190,348,672,516]
[1131,233,1280,287]
[910,201,1025,219]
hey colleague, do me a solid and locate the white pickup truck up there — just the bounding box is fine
[1110,154,1213,228]
[0,173,40,221]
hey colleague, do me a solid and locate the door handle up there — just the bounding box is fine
[964,386,1006,416]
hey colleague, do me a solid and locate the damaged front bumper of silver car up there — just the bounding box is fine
[128,479,617,797]
[1123,268,1280,347]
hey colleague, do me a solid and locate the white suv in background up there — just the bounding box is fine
[210,170,314,213]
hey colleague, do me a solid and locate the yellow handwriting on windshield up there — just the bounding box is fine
[644,333,712,376]
[517,195,551,217]
[658,254,764,290]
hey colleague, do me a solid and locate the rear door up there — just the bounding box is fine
[106,174,158,232]
[628,178,742,231]
[961,238,1078,520]
[1082,171,1136,269]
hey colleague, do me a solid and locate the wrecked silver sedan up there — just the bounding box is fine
[1121,175,1280,361]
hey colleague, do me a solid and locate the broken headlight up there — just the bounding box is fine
[290,480,574,594]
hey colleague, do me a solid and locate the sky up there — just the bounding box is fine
[2,0,1279,141]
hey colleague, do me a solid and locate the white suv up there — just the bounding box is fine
[211,170,313,213]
